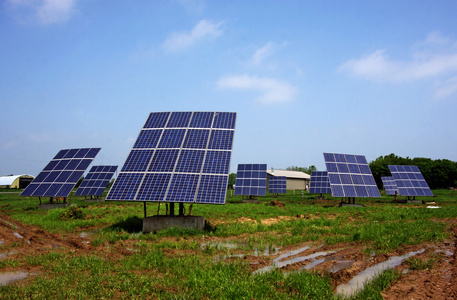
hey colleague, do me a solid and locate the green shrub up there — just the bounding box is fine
[60,206,85,220]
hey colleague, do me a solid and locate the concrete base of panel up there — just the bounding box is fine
[339,202,364,208]
[38,203,76,210]
[242,199,259,204]
[143,215,205,233]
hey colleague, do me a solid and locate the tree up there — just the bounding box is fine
[228,173,236,189]
[286,165,317,175]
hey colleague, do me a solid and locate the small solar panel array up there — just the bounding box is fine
[268,176,287,194]
[309,171,332,194]
[388,165,433,197]
[323,153,381,198]
[75,165,118,196]
[234,164,267,196]
[20,148,100,197]
[106,112,236,204]
[381,176,399,195]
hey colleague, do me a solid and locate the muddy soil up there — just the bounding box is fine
[1,213,456,298]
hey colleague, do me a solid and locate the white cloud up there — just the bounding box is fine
[162,19,223,52]
[7,0,78,24]
[251,42,275,65]
[217,74,299,104]
[434,76,457,99]
[339,33,457,98]
[339,49,457,82]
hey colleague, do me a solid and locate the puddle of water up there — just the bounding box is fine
[335,249,425,297]
[13,233,23,239]
[436,249,454,256]
[0,241,4,245]
[0,271,31,286]
[254,247,336,275]
[329,260,354,273]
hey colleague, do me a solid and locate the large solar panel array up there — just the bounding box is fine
[234,164,267,196]
[75,165,118,196]
[268,176,287,194]
[323,153,380,198]
[106,112,236,204]
[20,148,101,197]
[381,176,399,195]
[309,171,332,194]
[388,165,433,197]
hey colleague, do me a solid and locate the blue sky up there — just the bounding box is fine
[1,0,457,177]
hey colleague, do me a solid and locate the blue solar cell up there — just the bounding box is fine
[323,152,380,198]
[158,129,186,148]
[148,149,179,172]
[189,112,213,128]
[21,183,39,196]
[183,129,210,149]
[175,149,204,173]
[208,130,234,150]
[388,165,433,197]
[213,112,236,129]
[75,165,117,196]
[134,130,162,149]
[56,171,73,183]
[122,150,154,172]
[74,148,89,158]
[63,149,78,158]
[166,112,192,128]
[106,112,236,204]
[107,173,143,200]
[202,151,231,174]
[196,175,228,204]
[268,176,287,194]
[54,150,68,159]
[234,163,267,196]
[43,160,58,171]
[144,112,170,129]
[77,160,92,171]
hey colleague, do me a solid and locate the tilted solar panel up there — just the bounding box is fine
[381,176,399,195]
[268,176,287,194]
[309,171,332,194]
[106,112,236,204]
[234,164,267,196]
[20,148,101,197]
[323,153,380,198]
[75,165,118,196]
[388,165,433,197]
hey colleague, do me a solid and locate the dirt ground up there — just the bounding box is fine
[1,213,456,298]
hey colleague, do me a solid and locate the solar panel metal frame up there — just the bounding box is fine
[106,112,236,204]
[74,165,118,196]
[268,176,287,194]
[323,152,381,198]
[381,176,399,195]
[234,164,267,196]
[309,171,332,194]
[388,165,434,197]
[20,148,101,197]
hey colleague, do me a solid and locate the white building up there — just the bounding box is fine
[0,175,35,189]
[267,169,310,190]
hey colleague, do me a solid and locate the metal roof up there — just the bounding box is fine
[0,174,34,186]
[267,169,310,180]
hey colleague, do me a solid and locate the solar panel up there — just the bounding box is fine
[268,176,287,194]
[388,165,434,197]
[106,112,236,204]
[234,164,267,196]
[20,148,101,197]
[74,165,118,196]
[309,171,332,194]
[381,176,399,195]
[323,152,381,198]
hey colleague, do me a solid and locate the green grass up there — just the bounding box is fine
[0,188,456,298]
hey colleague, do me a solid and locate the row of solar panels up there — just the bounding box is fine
[309,158,433,197]
[20,111,434,204]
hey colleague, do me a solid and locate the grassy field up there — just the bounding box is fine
[0,189,456,299]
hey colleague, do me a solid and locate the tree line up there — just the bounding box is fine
[369,153,457,190]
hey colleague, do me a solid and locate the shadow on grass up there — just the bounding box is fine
[109,216,143,233]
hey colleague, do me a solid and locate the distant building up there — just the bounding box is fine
[0,175,34,189]
[267,169,310,190]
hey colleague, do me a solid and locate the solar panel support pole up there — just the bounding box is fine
[169,202,175,216]
[144,202,147,218]
[179,203,184,216]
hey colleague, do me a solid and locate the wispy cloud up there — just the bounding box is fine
[217,74,299,104]
[338,32,457,98]
[8,0,78,24]
[162,19,223,52]
[434,76,457,99]
[251,42,275,65]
